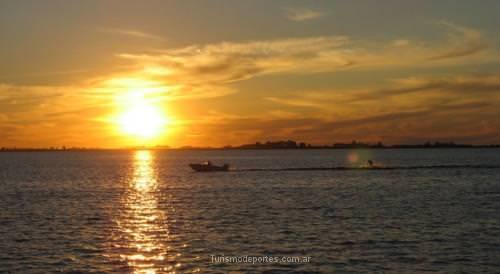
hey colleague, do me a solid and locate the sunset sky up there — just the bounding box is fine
[1,0,500,148]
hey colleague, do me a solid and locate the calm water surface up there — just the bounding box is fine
[1,149,499,273]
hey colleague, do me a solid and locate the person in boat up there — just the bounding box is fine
[204,161,213,166]
[367,160,374,167]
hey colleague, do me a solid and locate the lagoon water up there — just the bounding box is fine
[1,149,499,273]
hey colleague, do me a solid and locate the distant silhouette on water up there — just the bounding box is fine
[189,161,230,172]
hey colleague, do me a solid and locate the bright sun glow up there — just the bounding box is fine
[109,77,172,141]
[118,103,168,139]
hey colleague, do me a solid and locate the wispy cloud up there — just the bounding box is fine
[391,39,410,47]
[255,72,500,143]
[118,36,351,84]
[285,8,325,22]
[0,83,117,147]
[265,96,325,108]
[117,22,495,91]
[0,69,89,81]
[99,28,165,41]
[265,73,500,108]
[428,21,487,60]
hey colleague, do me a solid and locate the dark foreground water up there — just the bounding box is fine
[0,149,499,273]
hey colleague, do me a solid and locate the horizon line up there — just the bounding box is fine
[1,140,500,151]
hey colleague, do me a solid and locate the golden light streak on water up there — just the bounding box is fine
[116,150,178,274]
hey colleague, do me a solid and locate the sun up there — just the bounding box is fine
[108,77,172,142]
[118,103,168,139]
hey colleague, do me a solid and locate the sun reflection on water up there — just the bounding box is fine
[117,150,178,273]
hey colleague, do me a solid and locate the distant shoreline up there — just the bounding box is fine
[2,140,500,152]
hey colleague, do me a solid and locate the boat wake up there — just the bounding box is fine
[229,164,500,172]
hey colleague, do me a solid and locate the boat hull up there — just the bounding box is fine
[189,164,229,172]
